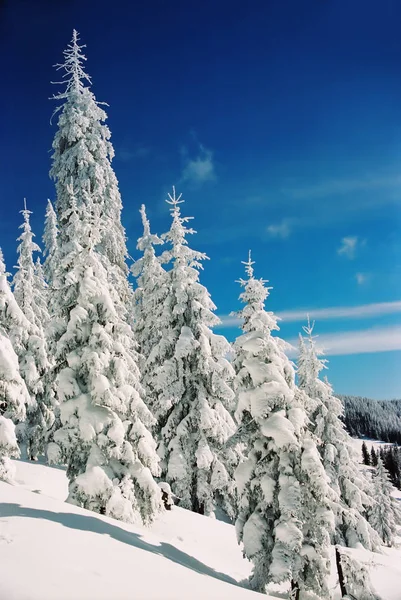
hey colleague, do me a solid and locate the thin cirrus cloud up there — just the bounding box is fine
[217,300,401,328]
[266,219,291,239]
[286,325,401,357]
[281,174,401,201]
[118,145,151,161]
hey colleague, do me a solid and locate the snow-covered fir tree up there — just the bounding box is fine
[232,253,334,596]
[149,188,239,518]
[297,320,381,551]
[48,182,163,523]
[41,200,61,446]
[50,30,132,311]
[131,204,167,395]
[369,457,398,547]
[47,32,163,523]
[42,199,59,288]
[11,202,53,460]
[0,250,30,480]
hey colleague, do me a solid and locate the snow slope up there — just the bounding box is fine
[1,455,401,600]
[0,460,262,600]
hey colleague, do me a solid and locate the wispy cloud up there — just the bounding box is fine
[282,174,401,201]
[118,145,151,162]
[287,325,401,357]
[337,236,361,259]
[217,300,401,328]
[180,142,216,186]
[267,219,291,239]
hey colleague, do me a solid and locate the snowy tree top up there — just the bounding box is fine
[162,187,208,269]
[17,199,41,255]
[242,250,255,278]
[298,318,327,380]
[52,30,92,99]
[232,252,277,335]
[136,204,163,253]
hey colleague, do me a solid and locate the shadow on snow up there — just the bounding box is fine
[0,502,246,589]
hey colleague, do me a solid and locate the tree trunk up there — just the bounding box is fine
[290,580,299,600]
[335,546,347,598]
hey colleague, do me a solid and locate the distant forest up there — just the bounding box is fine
[340,395,401,444]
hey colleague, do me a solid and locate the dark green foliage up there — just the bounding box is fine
[340,395,401,445]
[370,446,378,467]
[362,441,371,465]
[373,444,401,490]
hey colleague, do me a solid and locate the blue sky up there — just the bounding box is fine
[0,0,400,399]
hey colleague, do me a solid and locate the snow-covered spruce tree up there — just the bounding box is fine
[33,258,51,330]
[149,188,238,518]
[0,251,30,480]
[49,183,163,523]
[50,30,132,312]
[42,199,59,288]
[369,457,398,547]
[131,204,167,387]
[297,320,381,551]
[362,441,371,466]
[12,203,53,460]
[232,253,334,596]
[41,200,62,448]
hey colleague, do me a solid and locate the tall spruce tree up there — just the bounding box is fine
[48,32,162,523]
[50,30,131,312]
[0,251,30,480]
[369,457,399,547]
[131,204,167,399]
[12,202,53,459]
[297,320,381,551]
[370,446,378,467]
[362,441,371,466]
[232,254,334,596]
[48,185,163,522]
[150,188,238,518]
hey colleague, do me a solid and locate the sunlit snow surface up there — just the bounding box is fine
[0,444,400,600]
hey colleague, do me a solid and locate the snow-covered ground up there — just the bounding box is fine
[1,452,401,600]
